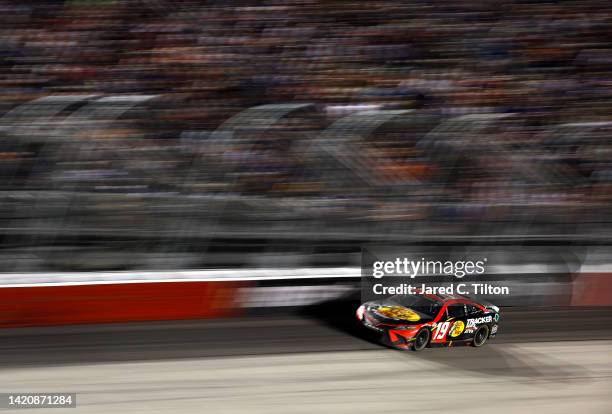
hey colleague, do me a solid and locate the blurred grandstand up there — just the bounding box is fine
[0,0,611,271]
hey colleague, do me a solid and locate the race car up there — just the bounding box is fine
[356,292,500,351]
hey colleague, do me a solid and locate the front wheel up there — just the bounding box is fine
[411,328,430,351]
[472,325,490,347]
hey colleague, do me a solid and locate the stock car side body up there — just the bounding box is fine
[356,293,500,351]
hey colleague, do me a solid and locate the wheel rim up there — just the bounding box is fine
[475,327,488,345]
[415,331,427,349]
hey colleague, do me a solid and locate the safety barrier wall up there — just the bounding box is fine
[0,266,610,328]
[570,273,612,306]
[0,268,356,328]
[0,281,247,328]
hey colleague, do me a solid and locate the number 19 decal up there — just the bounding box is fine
[432,322,450,340]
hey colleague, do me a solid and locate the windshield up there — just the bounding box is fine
[389,295,441,317]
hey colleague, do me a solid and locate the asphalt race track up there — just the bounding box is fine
[1,308,612,413]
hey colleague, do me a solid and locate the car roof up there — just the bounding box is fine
[436,293,469,302]
[416,292,474,305]
[395,292,485,308]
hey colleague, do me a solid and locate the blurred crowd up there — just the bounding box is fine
[0,0,611,261]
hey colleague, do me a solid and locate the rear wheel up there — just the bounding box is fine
[472,325,490,347]
[411,328,430,351]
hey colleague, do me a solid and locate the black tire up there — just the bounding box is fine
[411,328,430,351]
[472,325,490,347]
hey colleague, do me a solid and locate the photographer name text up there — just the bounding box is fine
[372,283,509,296]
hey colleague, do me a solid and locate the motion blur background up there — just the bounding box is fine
[0,1,612,413]
[1,0,612,271]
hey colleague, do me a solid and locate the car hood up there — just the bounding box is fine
[368,301,432,323]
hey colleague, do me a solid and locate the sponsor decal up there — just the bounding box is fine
[466,315,492,328]
[491,324,498,334]
[450,320,465,337]
[376,306,420,322]
[432,320,466,340]
[494,313,500,322]
[432,321,451,340]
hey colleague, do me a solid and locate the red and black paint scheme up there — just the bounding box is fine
[356,292,500,351]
